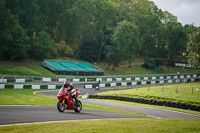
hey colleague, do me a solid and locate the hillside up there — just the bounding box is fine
[0,58,199,77]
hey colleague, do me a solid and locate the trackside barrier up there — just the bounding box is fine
[89,95,200,111]
[0,77,74,83]
[0,77,199,89]
[84,77,199,89]
[0,84,62,89]
[0,74,199,83]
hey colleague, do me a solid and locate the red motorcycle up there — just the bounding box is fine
[57,87,82,113]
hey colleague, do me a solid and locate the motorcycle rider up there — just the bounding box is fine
[63,81,79,106]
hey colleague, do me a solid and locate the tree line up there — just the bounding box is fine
[0,0,199,69]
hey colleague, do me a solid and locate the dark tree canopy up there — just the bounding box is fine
[0,0,197,66]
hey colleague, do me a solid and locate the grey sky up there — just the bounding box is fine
[151,0,200,27]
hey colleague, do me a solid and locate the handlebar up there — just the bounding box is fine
[65,92,70,95]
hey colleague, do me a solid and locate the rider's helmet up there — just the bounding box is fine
[64,81,70,88]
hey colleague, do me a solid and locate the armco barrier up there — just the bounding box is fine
[0,73,199,83]
[0,84,62,89]
[84,77,199,88]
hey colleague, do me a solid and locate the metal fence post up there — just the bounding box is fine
[192,87,194,94]
[176,86,178,93]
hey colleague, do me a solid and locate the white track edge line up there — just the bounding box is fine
[0,118,135,127]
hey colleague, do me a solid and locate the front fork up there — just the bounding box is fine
[62,99,65,104]
[58,97,65,104]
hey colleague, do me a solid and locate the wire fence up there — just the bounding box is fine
[138,86,200,95]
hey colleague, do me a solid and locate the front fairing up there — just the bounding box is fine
[57,87,66,98]
[58,87,65,95]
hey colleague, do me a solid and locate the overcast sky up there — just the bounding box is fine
[151,0,200,27]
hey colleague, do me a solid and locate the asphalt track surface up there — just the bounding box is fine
[1,84,200,126]
[0,105,144,126]
[36,88,200,119]
[0,84,147,126]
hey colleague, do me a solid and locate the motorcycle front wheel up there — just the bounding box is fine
[74,100,82,113]
[57,100,66,112]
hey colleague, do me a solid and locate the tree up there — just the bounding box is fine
[94,0,119,63]
[77,30,99,61]
[105,20,140,69]
[6,0,42,37]
[112,20,140,67]
[126,0,163,57]
[51,0,78,43]
[0,0,30,60]
[31,31,56,59]
[165,22,187,60]
[104,44,122,70]
[153,11,178,59]
[0,0,193,62]
[161,11,177,24]
[73,0,118,63]
[187,30,200,68]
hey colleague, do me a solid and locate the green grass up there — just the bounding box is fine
[1,118,200,133]
[102,65,158,75]
[0,59,199,77]
[101,65,200,75]
[0,89,144,116]
[96,83,200,106]
[0,89,57,105]
[0,65,56,77]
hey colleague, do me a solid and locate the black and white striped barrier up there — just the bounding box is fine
[0,77,199,89]
[0,77,85,83]
[0,74,198,83]
[84,78,198,89]
[0,84,62,89]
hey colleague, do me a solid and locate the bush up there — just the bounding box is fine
[56,41,74,57]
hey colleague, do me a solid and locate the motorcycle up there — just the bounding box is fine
[57,87,82,113]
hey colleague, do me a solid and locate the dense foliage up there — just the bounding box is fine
[187,29,200,68]
[0,0,199,67]
[105,20,139,69]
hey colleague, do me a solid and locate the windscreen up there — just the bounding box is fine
[58,87,65,94]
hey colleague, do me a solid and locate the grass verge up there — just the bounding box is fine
[0,89,56,106]
[96,83,200,106]
[1,118,200,133]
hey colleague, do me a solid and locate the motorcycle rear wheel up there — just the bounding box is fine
[57,100,66,112]
[74,100,82,113]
